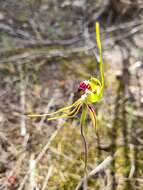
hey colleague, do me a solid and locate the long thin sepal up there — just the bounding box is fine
[28,99,81,118]
[47,104,81,121]
[95,22,104,91]
[87,105,97,132]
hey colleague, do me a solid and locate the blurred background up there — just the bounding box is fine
[0,0,143,189]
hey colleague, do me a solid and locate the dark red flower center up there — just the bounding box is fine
[78,81,92,91]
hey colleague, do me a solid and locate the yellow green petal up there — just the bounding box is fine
[96,22,104,91]
[28,99,81,118]
[87,105,97,132]
[85,93,102,104]
[47,104,82,121]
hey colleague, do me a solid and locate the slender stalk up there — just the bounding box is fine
[80,122,88,174]
[80,104,88,174]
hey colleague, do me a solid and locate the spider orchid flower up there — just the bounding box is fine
[28,22,104,172]
[29,22,104,127]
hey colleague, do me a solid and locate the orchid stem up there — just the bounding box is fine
[80,104,88,175]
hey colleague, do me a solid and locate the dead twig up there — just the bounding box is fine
[41,165,54,190]
[18,64,28,136]
[75,156,113,190]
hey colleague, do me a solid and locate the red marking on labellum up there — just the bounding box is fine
[78,81,92,91]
